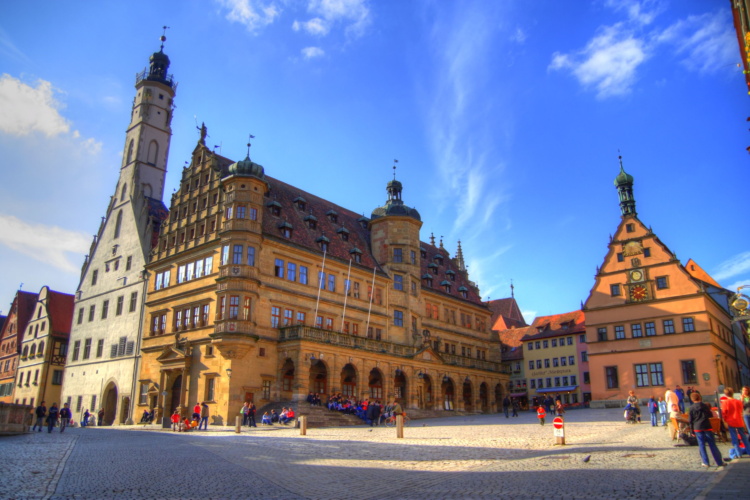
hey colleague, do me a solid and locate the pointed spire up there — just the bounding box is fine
[456,240,466,271]
[430,232,435,246]
[614,154,636,217]
[439,235,444,249]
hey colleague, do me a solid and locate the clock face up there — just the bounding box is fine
[630,270,643,282]
[630,285,647,301]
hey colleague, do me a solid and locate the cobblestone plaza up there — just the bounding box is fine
[1,408,745,499]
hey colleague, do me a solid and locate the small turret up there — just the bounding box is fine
[614,155,636,217]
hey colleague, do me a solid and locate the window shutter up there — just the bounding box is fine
[117,337,126,357]
[110,344,118,358]
[125,341,134,356]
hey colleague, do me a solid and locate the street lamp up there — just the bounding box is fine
[226,368,232,378]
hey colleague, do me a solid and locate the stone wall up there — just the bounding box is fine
[0,402,31,435]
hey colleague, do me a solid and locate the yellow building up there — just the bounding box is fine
[521,310,586,406]
[137,135,509,424]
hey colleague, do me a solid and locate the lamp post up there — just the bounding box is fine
[729,285,750,333]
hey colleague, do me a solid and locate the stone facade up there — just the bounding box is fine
[61,45,173,425]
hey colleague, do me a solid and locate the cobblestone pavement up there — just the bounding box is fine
[0,408,746,499]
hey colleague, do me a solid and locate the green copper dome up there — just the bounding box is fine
[614,164,633,187]
[225,155,265,180]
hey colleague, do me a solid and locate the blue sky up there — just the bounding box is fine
[0,0,748,322]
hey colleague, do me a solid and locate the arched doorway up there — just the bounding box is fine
[103,382,118,426]
[441,376,455,410]
[309,360,327,395]
[394,370,407,405]
[281,359,295,396]
[341,364,357,398]
[479,382,489,412]
[418,373,433,410]
[463,378,473,412]
[369,368,383,401]
[120,396,130,424]
[495,383,503,413]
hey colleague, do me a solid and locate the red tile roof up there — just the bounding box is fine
[498,325,534,361]
[488,297,527,329]
[14,291,38,343]
[46,290,75,337]
[522,310,585,341]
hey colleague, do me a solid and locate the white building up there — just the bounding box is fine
[61,40,174,425]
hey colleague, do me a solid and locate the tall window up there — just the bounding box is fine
[247,246,255,266]
[96,339,104,358]
[139,383,149,405]
[271,307,280,328]
[645,322,656,336]
[91,269,98,286]
[229,296,239,319]
[631,323,642,338]
[283,309,293,326]
[328,274,336,292]
[663,319,675,334]
[605,366,618,389]
[581,351,588,362]
[300,266,308,285]
[681,360,697,384]
[233,245,243,264]
[394,274,403,291]
[206,378,215,402]
[614,325,625,339]
[287,262,296,281]
[597,327,607,341]
[394,310,404,327]
[275,259,284,278]
[116,296,124,316]
[83,339,91,360]
[114,210,123,238]
[101,300,109,319]
[72,341,80,361]
[635,363,649,387]
[129,292,138,312]
[682,317,695,332]
[393,248,403,263]
[77,308,84,325]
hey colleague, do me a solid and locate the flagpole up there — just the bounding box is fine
[365,265,377,336]
[340,259,353,333]
[314,246,327,328]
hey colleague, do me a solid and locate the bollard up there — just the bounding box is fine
[396,414,404,439]
[299,415,307,436]
[235,416,242,434]
[553,416,565,445]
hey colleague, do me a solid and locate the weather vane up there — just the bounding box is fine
[160,26,170,50]
[393,159,398,180]
[247,134,255,157]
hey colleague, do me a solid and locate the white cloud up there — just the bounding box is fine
[605,0,665,26]
[296,0,371,39]
[0,74,71,137]
[712,251,750,282]
[0,214,90,274]
[293,17,330,36]
[510,27,526,44]
[656,9,737,74]
[217,0,281,33]
[301,46,325,59]
[549,24,647,98]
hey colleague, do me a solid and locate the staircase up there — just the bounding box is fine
[255,401,363,428]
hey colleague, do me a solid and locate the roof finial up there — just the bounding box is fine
[160,26,170,51]
[439,235,444,249]
[393,159,398,180]
[510,279,515,298]
[247,134,255,159]
[430,232,435,246]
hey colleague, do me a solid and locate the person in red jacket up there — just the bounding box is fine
[170,410,180,432]
[537,405,546,426]
[721,387,750,458]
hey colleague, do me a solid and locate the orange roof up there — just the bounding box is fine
[497,325,534,361]
[487,297,527,329]
[522,309,585,341]
[684,259,721,288]
[47,290,75,336]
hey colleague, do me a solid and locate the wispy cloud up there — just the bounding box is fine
[712,251,750,282]
[294,0,371,39]
[301,46,325,59]
[0,27,30,64]
[656,9,737,74]
[216,0,281,33]
[605,0,665,26]
[549,24,647,99]
[510,27,526,44]
[0,214,90,274]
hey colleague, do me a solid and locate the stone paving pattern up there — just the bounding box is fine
[0,408,747,499]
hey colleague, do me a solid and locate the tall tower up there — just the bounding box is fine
[62,34,174,426]
[614,156,636,217]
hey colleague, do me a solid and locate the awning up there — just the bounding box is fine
[510,392,528,398]
[536,386,578,393]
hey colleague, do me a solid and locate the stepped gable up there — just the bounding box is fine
[47,290,75,336]
[488,297,527,329]
[260,175,381,271]
[522,310,585,342]
[419,241,483,305]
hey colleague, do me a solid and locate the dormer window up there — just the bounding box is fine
[420,247,427,259]
[434,254,444,265]
[294,196,307,211]
[422,273,433,287]
[316,235,330,252]
[337,226,349,241]
[326,210,338,223]
[350,248,362,263]
[357,216,369,229]
[441,280,451,293]
[267,200,282,217]
[278,221,293,238]
[446,269,456,281]
[458,285,468,299]
[428,262,438,273]
[304,213,318,229]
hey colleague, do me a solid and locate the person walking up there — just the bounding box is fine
[627,391,641,423]
[170,410,180,432]
[240,402,249,426]
[511,400,519,417]
[502,396,511,418]
[689,392,725,468]
[248,403,257,427]
[657,397,668,426]
[59,403,72,432]
[555,400,565,417]
[537,404,546,426]
[192,402,201,422]
[32,401,46,432]
[721,387,750,459]
[675,385,686,413]
[46,403,59,433]
[199,402,209,430]
[82,409,90,428]
[665,387,679,416]
[97,408,104,426]
[648,397,659,427]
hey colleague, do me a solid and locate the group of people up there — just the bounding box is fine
[260,407,296,425]
[501,396,520,418]
[536,400,565,425]
[305,392,323,406]
[324,394,403,426]
[170,402,210,431]
[31,402,101,432]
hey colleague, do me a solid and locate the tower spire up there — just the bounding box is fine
[614,154,636,217]
[456,240,466,271]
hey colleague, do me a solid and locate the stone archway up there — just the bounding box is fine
[309,360,327,395]
[120,396,130,424]
[281,358,295,397]
[441,377,455,410]
[479,382,489,412]
[394,370,407,405]
[419,373,433,410]
[463,378,473,412]
[369,368,384,401]
[341,364,357,398]
[169,375,182,414]
[103,382,118,426]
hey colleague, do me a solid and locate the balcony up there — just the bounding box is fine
[279,325,507,374]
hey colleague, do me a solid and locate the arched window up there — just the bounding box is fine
[22,345,28,358]
[147,140,159,165]
[114,210,123,239]
[126,139,134,163]
[30,344,36,357]
[121,183,128,201]
[37,341,44,356]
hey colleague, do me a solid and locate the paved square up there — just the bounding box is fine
[0,408,744,499]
